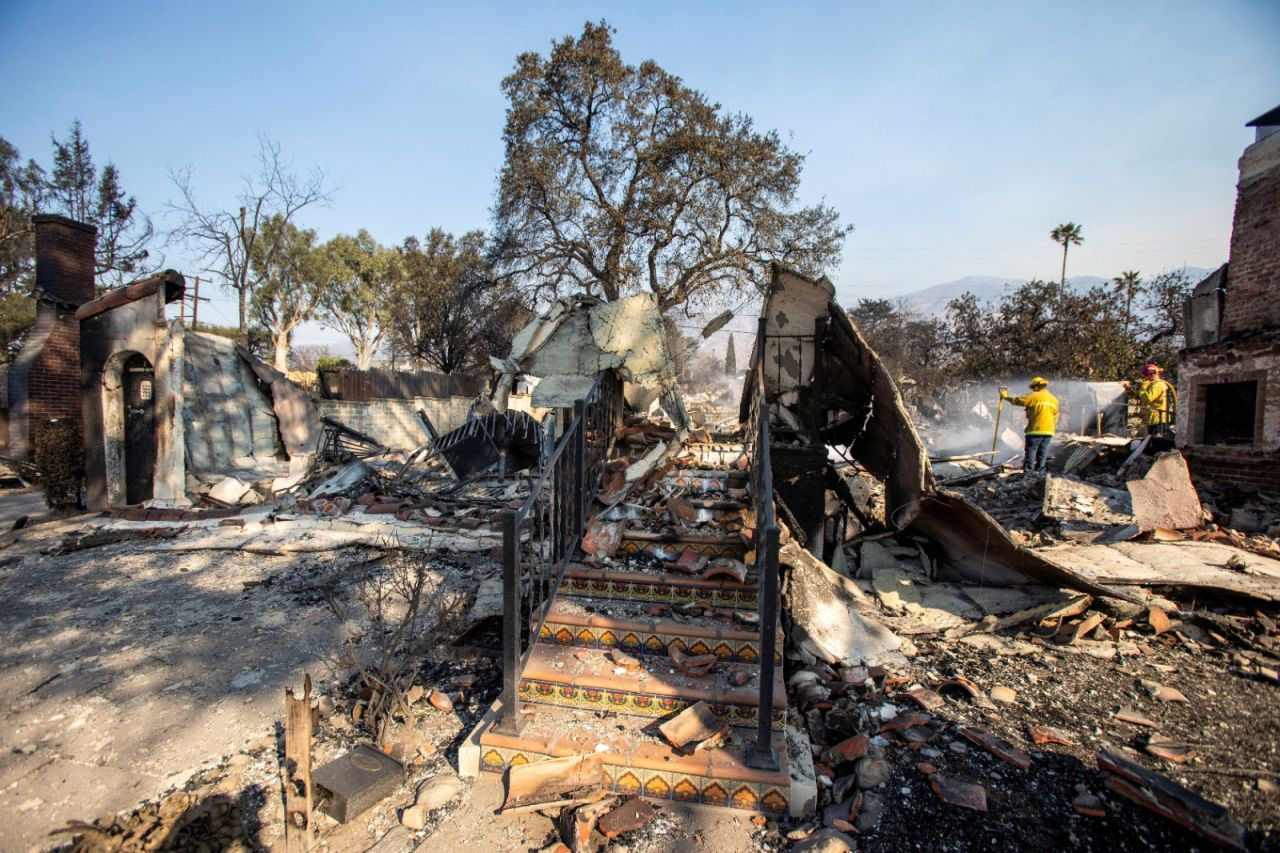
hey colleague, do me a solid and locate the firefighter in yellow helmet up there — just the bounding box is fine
[1124,363,1176,437]
[1000,377,1059,473]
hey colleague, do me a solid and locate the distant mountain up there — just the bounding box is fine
[897,268,1213,318]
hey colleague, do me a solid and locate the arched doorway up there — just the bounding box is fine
[123,352,156,504]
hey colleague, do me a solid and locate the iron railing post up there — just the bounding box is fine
[495,508,522,735]
[573,398,587,538]
[748,522,781,770]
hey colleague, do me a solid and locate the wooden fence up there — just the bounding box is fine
[317,368,484,401]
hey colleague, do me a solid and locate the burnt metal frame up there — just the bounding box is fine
[743,316,783,771]
[494,370,621,735]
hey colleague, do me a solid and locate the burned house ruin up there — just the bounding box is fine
[1179,105,1280,491]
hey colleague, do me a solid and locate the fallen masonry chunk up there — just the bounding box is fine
[667,642,718,677]
[930,776,988,811]
[989,685,1018,705]
[597,797,657,839]
[1027,724,1072,746]
[501,753,609,815]
[958,727,1032,770]
[658,701,729,753]
[428,690,454,712]
[1098,749,1245,850]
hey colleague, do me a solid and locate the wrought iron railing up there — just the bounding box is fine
[743,316,782,771]
[494,369,621,734]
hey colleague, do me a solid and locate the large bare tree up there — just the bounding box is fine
[167,137,331,344]
[494,21,850,312]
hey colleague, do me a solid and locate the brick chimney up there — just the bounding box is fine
[32,214,96,306]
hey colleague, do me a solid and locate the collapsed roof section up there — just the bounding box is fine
[491,293,688,429]
[750,264,1131,599]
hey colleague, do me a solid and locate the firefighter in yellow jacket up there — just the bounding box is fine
[1124,363,1175,436]
[1000,377,1059,473]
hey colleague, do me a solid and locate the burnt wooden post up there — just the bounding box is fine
[284,674,315,851]
[573,398,587,538]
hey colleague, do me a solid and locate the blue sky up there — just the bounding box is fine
[2,1,1277,347]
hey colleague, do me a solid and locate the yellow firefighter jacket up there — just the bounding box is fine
[1006,389,1059,436]
[1131,378,1174,426]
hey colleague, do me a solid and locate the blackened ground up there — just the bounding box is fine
[775,608,1280,852]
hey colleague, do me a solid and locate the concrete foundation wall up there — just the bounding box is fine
[317,397,474,450]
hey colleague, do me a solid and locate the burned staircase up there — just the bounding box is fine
[462,353,809,817]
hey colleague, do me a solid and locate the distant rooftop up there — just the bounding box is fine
[1247,104,1280,142]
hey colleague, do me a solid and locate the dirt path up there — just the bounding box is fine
[0,510,341,851]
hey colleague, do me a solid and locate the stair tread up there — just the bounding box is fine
[522,643,786,710]
[547,594,778,642]
[565,563,757,591]
[478,703,789,787]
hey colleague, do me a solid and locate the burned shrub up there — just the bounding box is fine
[34,418,84,510]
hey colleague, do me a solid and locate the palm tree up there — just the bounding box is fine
[1050,222,1084,298]
[1113,270,1142,336]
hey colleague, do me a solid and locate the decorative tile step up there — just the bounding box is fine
[473,704,792,815]
[563,565,760,609]
[618,529,749,560]
[662,469,749,494]
[541,595,781,665]
[518,644,785,730]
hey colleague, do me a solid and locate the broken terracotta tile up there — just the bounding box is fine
[1144,734,1194,764]
[667,642,718,678]
[1141,680,1188,703]
[701,557,748,583]
[1115,706,1160,729]
[958,727,1032,770]
[428,690,454,712]
[1148,606,1172,635]
[903,687,945,711]
[937,676,995,708]
[1098,749,1245,849]
[607,650,644,672]
[1027,724,1072,746]
[581,518,624,559]
[732,610,760,627]
[657,701,729,753]
[640,603,671,617]
[916,762,938,775]
[930,776,988,811]
[1073,791,1107,817]
[822,733,870,766]
[1063,612,1106,644]
[502,754,609,814]
[989,685,1018,705]
[559,795,617,852]
[597,797,657,839]
[880,711,930,734]
[729,669,751,687]
[663,549,708,575]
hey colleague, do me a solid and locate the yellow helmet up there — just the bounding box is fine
[1030,377,1048,388]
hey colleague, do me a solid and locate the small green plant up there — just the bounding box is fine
[34,418,84,510]
[315,356,354,373]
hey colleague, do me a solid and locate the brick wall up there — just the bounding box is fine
[1181,445,1280,493]
[31,215,95,306]
[27,305,81,423]
[1221,133,1280,336]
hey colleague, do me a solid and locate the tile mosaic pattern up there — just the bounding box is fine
[619,538,747,559]
[517,676,785,730]
[478,746,789,815]
[538,621,782,665]
[563,574,759,608]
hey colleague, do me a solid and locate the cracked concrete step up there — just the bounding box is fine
[516,643,786,731]
[469,702,796,816]
[540,594,781,666]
